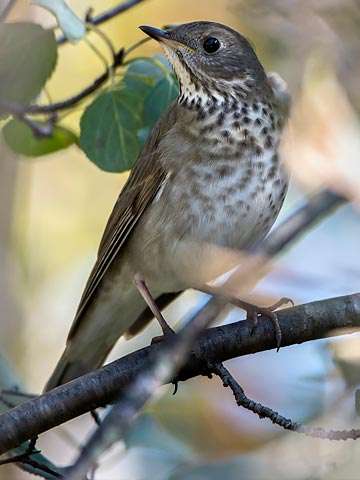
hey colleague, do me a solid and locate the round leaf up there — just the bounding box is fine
[0,23,57,105]
[79,89,142,172]
[2,119,77,157]
[144,76,179,129]
[124,58,166,97]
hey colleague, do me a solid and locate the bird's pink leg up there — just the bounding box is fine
[133,273,175,337]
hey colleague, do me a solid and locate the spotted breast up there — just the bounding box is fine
[131,75,289,290]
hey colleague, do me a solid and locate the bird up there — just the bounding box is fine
[45,21,290,391]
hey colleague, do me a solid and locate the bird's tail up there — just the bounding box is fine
[43,338,111,392]
[44,281,150,392]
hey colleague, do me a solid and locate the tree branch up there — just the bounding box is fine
[0,47,125,121]
[0,292,359,457]
[213,363,360,441]
[65,296,224,479]
[30,49,125,115]
[85,0,148,26]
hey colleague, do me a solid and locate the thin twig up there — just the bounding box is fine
[0,436,39,466]
[213,363,360,441]
[0,48,125,118]
[0,47,124,138]
[0,16,151,119]
[17,457,63,479]
[0,33,150,119]
[17,113,57,138]
[123,37,150,57]
[0,0,151,138]
[57,0,149,45]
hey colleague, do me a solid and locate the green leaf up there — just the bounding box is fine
[0,23,57,105]
[2,119,77,157]
[79,56,177,172]
[123,58,165,97]
[79,89,142,172]
[144,75,179,129]
[33,0,86,42]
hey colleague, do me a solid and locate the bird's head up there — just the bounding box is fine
[140,21,267,102]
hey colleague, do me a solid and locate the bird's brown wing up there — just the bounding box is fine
[67,105,176,340]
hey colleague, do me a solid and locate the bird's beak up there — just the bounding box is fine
[139,25,170,42]
[139,25,193,51]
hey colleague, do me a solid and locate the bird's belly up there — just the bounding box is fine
[133,154,288,290]
[171,157,287,250]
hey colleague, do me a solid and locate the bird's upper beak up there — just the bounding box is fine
[139,25,170,42]
[139,25,192,51]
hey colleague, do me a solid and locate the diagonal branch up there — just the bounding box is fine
[0,292,359,457]
[26,48,125,115]
[0,47,125,120]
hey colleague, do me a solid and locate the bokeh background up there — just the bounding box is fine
[1,0,360,478]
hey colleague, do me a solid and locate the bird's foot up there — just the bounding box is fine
[151,328,176,344]
[238,297,293,351]
[200,285,293,350]
[90,410,101,426]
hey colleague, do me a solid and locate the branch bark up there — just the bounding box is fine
[213,363,360,440]
[0,292,359,456]
[65,296,224,479]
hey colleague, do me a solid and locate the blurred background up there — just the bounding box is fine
[1,0,360,478]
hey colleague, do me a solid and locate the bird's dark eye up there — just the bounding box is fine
[203,36,221,53]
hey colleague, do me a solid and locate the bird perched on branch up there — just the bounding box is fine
[45,21,290,391]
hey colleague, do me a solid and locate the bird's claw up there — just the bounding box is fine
[172,381,179,395]
[267,297,294,311]
[246,297,293,351]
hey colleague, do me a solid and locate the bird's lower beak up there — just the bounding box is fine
[139,25,170,42]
